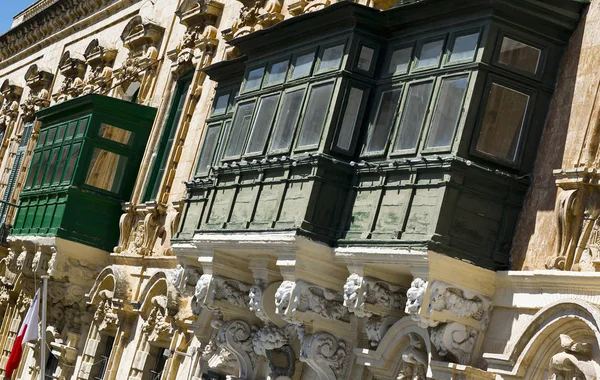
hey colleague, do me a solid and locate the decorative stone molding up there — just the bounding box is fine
[397,333,427,380]
[82,39,117,95]
[299,331,349,380]
[222,0,284,42]
[405,278,430,327]
[93,290,120,333]
[429,281,492,328]
[142,295,174,344]
[115,202,172,257]
[169,0,221,79]
[172,264,201,296]
[21,64,53,122]
[275,280,350,323]
[288,0,335,16]
[430,322,477,366]
[365,315,399,348]
[343,273,406,318]
[252,324,297,378]
[249,280,269,323]
[53,50,87,102]
[549,334,600,379]
[216,319,259,379]
[0,80,23,133]
[192,274,252,315]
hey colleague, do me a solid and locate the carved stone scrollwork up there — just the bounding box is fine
[300,332,349,380]
[252,324,297,378]
[429,281,492,329]
[275,280,350,323]
[142,295,174,344]
[222,0,284,44]
[114,202,166,256]
[249,280,269,323]
[53,51,87,102]
[93,290,120,333]
[172,264,201,296]
[21,64,53,122]
[430,322,477,366]
[365,315,399,348]
[405,278,432,328]
[549,334,600,379]
[397,333,427,380]
[0,80,22,133]
[192,274,252,315]
[216,320,259,379]
[82,39,117,95]
[288,0,335,16]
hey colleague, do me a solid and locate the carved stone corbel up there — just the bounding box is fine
[216,319,260,379]
[93,290,120,333]
[21,64,53,122]
[275,280,350,324]
[53,51,87,102]
[193,274,252,315]
[142,295,174,345]
[288,0,335,16]
[114,202,165,256]
[549,334,600,379]
[82,39,117,95]
[222,0,284,50]
[397,333,428,380]
[299,331,349,380]
[0,80,23,134]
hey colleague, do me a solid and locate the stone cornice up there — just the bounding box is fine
[0,0,142,68]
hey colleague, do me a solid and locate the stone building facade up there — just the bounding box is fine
[0,0,596,379]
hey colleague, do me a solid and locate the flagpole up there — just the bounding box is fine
[40,275,49,380]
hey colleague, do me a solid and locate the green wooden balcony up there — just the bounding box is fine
[11,95,156,251]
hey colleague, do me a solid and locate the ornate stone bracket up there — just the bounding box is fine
[0,80,23,133]
[193,274,252,315]
[398,333,428,380]
[53,51,87,102]
[288,0,336,16]
[82,38,117,95]
[275,280,350,323]
[215,319,260,379]
[21,64,53,122]
[549,334,600,379]
[300,331,349,380]
[93,290,120,334]
[115,202,165,256]
[142,295,174,345]
[252,324,297,378]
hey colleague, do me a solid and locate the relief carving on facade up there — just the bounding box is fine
[215,319,260,379]
[0,80,23,134]
[429,321,477,365]
[549,334,600,380]
[275,280,350,323]
[299,331,349,380]
[252,324,297,378]
[53,51,87,102]
[20,64,53,122]
[93,290,120,333]
[192,274,252,315]
[82,39,117,95]
[397,333,428,380]
[142,295,175,344]
[169,0,222,79]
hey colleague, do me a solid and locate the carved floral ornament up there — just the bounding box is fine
[82,39,117,95]
[0,80,23,132]
[223,0,284,42]
[53,50,87,102]
[21,64,53,122]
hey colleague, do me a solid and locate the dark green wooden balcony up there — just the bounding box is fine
[11,95,156,251]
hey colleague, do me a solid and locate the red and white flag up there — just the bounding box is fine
[5,289,40,379]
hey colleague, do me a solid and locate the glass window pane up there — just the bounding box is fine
[365,88,403,153]
[212,93,230,115]
[224,101,256,158]
[26,152,41,188]
[66,121,78,138]
[196,123,221,176]
[476,83,529,162]
[53,146,70,184]
[215,120,231,164]
[34,151,50,187]
[269,88,306,152]
[76,118,88,136]
[449,32,479,63]
[243,67,265,92]
[43,148,60,185]
[56,125,66,142]
[291,52,315,79]
[297,82,335,148]
[415,39,444,69]
[99,123,134,145]
[85,148,128,193]
[498,37,541,74]
[318,44,344,73]
[63,143,81,183]
[46,128,57,145]
[245,94,280,154]
[38,130,48,146]
[266,60,289,86]
[357,46,375,71]
[425,75,469,149]
[388,47,412,75]
[336,87,364,151]
[393,81,434,152]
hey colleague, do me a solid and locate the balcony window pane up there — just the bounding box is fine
[498,37,540,74]
[269,88,305,152]
[245,94,280,155]
[98,123,134,145]
[393,81,434,152]
[43,148,60,185]
[212,93,230,115]
[85,148,128,193]
[53,146,70,184]
[425,75,469,149]
[34,151,50,187]
[63,143,81,183]
[291,52,315,79]
[449,32,479,63]
[357,46,375,71]
[26,152,40,188]
[318,44,344,73]
[38,130,48,146]
[243,67,265,92]
[196,123,221,176]
[266,60,289,86]
[215,120,231,164]
[66,121,77,139]
[476,83,529,162]
[76,118,88,136]
[388,47,412,75]
[336,87,364,151]
[365,88,403,153]
[224,101,255,158]
[297,82,335,148]
[56,125,66,141]
[415,39,444,69]
[46,128,57,145]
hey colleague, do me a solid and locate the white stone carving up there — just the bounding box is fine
[275,280,349,322]
[343,273,406,318]
[430,322,477,365]
[300,332,349,380]
[93,290,119,333]
[397,333,427,380]
[142,295,174,344]
[549,334,600,380]
[216,319,259,379]
[249,280,269,323]
[365,315,400,347]
[252,324,291,356]
[429,281,492,325]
